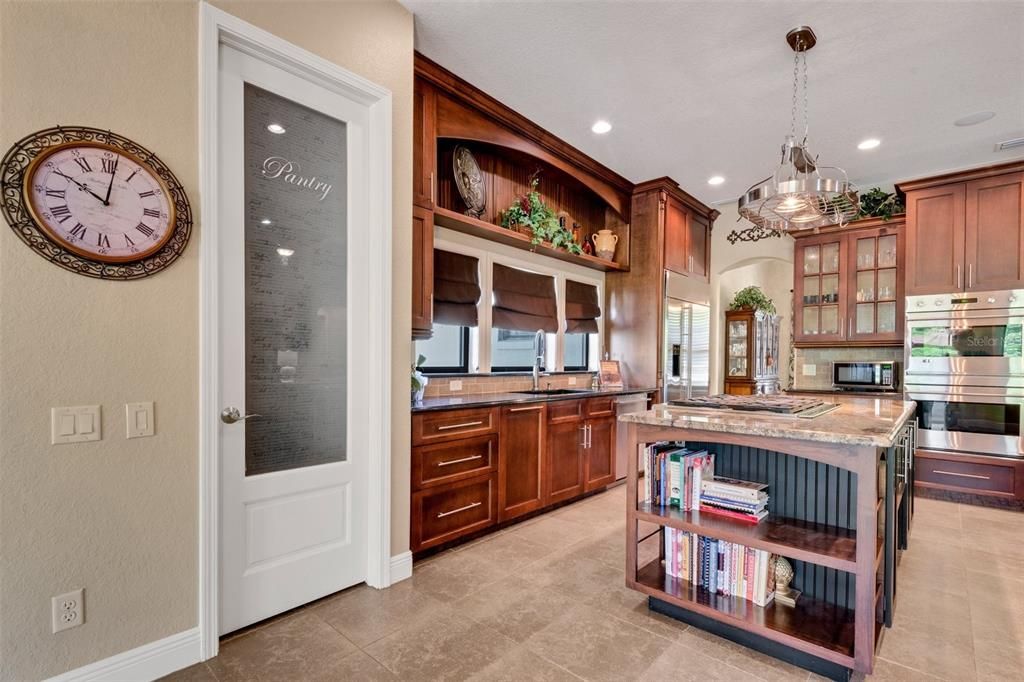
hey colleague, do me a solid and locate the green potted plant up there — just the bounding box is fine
[728,286,777,315]
[500,174,583,255]
[411,354,428,402]
[855,187,905,221]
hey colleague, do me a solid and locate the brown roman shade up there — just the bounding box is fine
[433,249,480,326]
[564,280,601,334]
[491,263,558,333]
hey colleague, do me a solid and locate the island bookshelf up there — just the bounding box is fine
[622,425,907,678]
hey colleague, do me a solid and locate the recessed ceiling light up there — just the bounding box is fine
[591,120,612,134]
[260,218,273,225]
[276,247,295,257]
[267,123,286,134]
[707,175,725,186]
[954,111,995,127]
[857,138,881,150]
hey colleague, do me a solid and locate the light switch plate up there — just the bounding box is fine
[802,364,817,377]
[567,377,577,386]
[51,406,101,444]
[125,402,155,439]
[449,380,463,392]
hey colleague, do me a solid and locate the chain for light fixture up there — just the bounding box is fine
[733,25,858,243]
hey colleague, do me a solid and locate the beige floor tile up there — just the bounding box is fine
[158,662,218,681]
[972,636,1024,682]
[466,645,580,681]
[407,547,512,602]
[639,641,761,681]
[845,658,944,681]
[313,579,448,647]
[894,583,972,622]
[506,514,601,549]
[451,527,558,572]
[583,583,690,641]
[364,609,516,681]
[458,576,580,642]
[879,619,977,681]
[524,604,673,681]
[897,554,968,598]
[958,503,1024,526]
[517,546,624,600]
[675,627,809,681]
[563,527,626,569]
[963,548,1024,582]
[206,612,358,682]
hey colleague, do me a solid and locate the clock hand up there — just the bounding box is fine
[54,170,108,205]
[103,157,118,205]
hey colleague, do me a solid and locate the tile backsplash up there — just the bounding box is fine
[792,347,903,390]
[422,372,596,398]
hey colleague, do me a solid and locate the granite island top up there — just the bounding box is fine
[411,386,654,413]
[619,395,916,448]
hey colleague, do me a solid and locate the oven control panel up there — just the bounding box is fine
[908,289,1024,313]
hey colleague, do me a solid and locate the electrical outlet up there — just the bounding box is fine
[52,588,84,633]
[449,380,463,392]
[567,376,577,386]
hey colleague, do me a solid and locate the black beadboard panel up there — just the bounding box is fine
[686,442,862,610]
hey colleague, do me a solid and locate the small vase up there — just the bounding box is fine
[412,372,428,402]
[591,229,618,260]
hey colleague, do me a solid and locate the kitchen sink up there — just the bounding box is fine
[516,388,592,395]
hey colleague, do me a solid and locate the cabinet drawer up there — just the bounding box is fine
[412,475,497,552]
[412,407,497,445]
[916,450,1018,497]
[547,399,583,423]
[413,435,497,491]
[586,396,615,417]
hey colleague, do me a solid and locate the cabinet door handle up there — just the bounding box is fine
[429,171,435,204]
[437,454,484,467]
[437,420,484,431]
[586,423,592,448]
[509,405,544,412]
[956,264,962,289]
[968,263,973,289]
[436,501,482,518]
[580,424,588,447]
[933,469,990,480]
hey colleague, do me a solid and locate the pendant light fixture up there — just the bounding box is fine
[732,26,858,243]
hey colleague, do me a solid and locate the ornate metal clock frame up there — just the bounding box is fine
[0,125,192,280]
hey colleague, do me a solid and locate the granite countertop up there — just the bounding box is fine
[619,395,917,448]
[786,388,903,398]
[412,386,655,413]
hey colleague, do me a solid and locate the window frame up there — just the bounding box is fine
[562,332,591,372]
[416,228,603,374]
[418,325,471,375]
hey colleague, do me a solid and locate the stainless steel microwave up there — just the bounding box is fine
[832,361,900,391]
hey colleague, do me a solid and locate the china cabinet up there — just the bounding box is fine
[792,216,905,347]
[723,308,780,395]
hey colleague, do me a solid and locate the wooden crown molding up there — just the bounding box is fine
[896,159,1024,193]
[632,176,720,222]
[789,213,906,239]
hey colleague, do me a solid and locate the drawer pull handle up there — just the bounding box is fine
[509,405,544,412]
[437,501,482,518]
[437,420,484,431]
[437,454,484,467]
[933,470,991,480]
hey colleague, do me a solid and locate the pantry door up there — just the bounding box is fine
[216,41,371,635]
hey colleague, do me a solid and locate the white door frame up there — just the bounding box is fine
[198,3,393,660]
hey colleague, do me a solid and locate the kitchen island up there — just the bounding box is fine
[619,396,916,679]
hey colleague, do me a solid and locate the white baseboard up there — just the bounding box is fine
[390,551,413,583]
[46,627,201,682]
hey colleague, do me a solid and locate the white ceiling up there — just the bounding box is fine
[401,0,1024,206]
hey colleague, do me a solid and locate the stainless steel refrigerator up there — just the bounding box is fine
[663,297,711,403]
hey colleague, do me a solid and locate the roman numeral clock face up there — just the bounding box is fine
[25,142,174,262]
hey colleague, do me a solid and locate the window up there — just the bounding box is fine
[417,324,470,374]
[563,332,590,371]
[491,328,543,372]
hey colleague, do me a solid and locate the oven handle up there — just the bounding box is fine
[905,391,1024,405]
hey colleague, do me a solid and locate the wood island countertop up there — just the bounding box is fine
[619,395,916,448]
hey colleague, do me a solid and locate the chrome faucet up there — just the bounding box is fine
[532,329,548,391]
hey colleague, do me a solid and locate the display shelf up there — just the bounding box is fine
[636,503,857,572]
[632,559,856,666]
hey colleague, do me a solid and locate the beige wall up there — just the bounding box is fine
[0,1,412,679]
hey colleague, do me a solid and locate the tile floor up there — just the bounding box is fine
[167,486,1024,681]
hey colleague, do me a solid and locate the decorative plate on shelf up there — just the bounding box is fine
[452,145,485,218]
[0,125,192,280]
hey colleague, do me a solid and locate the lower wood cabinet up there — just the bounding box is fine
[915,449,1024,501]
[584,415,616,491]
[497,404,546,521]
[545,417,586,505]
[411,474,498,552]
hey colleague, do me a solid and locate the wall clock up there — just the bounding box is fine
[0,125,192,279]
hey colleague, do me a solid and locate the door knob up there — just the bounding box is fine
[220,407,262,424]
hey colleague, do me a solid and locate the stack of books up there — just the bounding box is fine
[699,476,769,523]
[642,443,713,510]
[664,528,776,607]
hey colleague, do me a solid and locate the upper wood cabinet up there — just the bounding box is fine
[792,217,905,346]
[899,163,1024,296]
[412,77,436,209]
[663,196,710,281]
[411,206,433,339]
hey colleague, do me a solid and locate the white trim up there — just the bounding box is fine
[198,2,393,659]
[389,551,413,583]
[46,628,201,682]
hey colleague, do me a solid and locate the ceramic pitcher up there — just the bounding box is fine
[591,229,618,259]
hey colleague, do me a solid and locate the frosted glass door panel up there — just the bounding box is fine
[821,242,840,273]
[243,84,348,476]
[821,305,839,335]
[803,245,820,274]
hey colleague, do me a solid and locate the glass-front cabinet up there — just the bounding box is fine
[793,217,906,346]
[724,308,781,395]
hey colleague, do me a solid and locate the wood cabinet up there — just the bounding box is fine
[584,415,616,491]
[664,196,710,281]
[915,450,1024,501]
[411,206,433,339]
[606,179,719,389]
[792,216,905,347]
[723,308,780,395]
[412,77,436,209]
[497,404,546,521]
[411,475,498,552]
[900,163,1024,296]
[546,419,586,504]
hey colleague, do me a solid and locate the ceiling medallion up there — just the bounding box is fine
[735,26,858,243]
